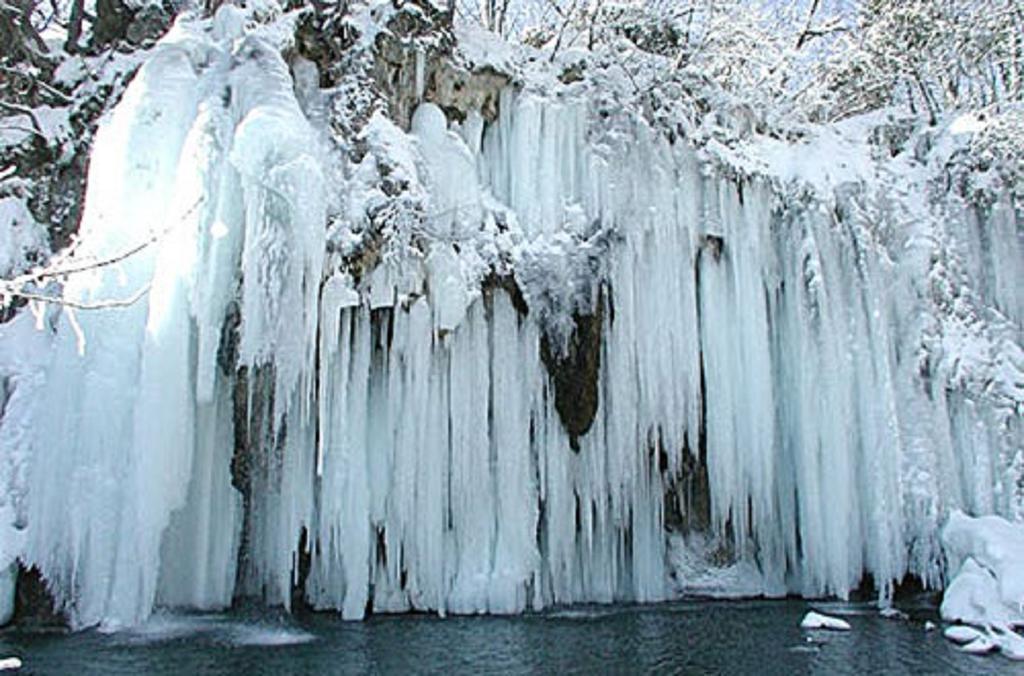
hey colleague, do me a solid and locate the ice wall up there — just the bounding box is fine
[481,90,1022,602]
[10,12,325,628]
[0,10,1020,629]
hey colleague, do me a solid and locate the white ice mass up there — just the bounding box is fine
[0,5,1021,631]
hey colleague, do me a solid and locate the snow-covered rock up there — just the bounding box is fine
[940,512,1024,660]
[959,636,996,654]
[944,624,985,643]
[940,511,1024,629]
[991,626,1024,660]
[800,611,851,631]
[944,624,1024,660]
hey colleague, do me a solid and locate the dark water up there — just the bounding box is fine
[2,599,1022,675]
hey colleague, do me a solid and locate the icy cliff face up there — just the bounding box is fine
[0,7,1021,629]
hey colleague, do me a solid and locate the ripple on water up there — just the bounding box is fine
[117,613,316,647]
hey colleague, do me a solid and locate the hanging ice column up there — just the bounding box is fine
[478,88,1022,600]
[22,34,208,628]
[298,99,676,617]
[20,13,326,628]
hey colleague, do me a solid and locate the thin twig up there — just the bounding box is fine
[0,65,76,104]
[19,198,203,283]
[7,284,151,310]
[0,198,203,311]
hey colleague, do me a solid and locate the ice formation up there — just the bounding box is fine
[0,7,1020,630]
[0,565,12,626]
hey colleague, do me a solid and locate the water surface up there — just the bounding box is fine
[1,599,1020,674]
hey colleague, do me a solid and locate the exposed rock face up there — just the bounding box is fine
[94,0,172,49]
[370,1,455,130]
[292,5,361,87]
[664,441,711,535]
[539,300,603,451]
[231,362,279,601]
[11,564,65,628]
[311,0,512,130]
[428,62,510,124]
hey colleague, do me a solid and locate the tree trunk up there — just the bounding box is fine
[66,0,85,53]
[0,0,50,67]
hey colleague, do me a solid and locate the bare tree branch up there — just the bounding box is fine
[0,199,203,312]
[8,284,151,310]
[0,99,44,136]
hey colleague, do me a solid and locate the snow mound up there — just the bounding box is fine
[991,626,1024,660]
[940,511,1024,629]
[800,611,851,631]
[667,534,768,598]
[944,624,1024,660]
[940,511,1024,660]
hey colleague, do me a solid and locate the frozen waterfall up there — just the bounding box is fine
[0,10,1020,629]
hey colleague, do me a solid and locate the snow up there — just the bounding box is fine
[667,534,767,599]
[959,636,996,654]
[0,198,46,279]
[949,113,989,136]
[944,624,1024,660]
[940,511,1024,660]
[719,113,879,194]
[944,624,985,643]
[941,511,1024,629]
[991,626,1024,660]
[53,57,88,87]
[0,119,32,149]
[0,106,70,150]
[800,611,852,631]
[455,23,518,75]
[0,657,21,671]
